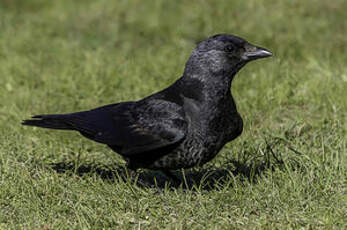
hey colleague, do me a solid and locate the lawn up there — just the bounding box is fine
[0,0,346,229]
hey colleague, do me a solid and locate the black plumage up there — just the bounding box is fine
[22,34,272,177]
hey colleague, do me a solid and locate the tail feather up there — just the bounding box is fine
[22,105,119,144]
[22,114,73,130]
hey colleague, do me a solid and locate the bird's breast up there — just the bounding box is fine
[149,95,243,170]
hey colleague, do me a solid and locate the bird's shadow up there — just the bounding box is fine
[46,136,299,191]
[48,156,284,191]
[48,137,300,191]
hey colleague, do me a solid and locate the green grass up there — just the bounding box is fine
[0,0,346,229]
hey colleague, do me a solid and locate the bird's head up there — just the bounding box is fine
[184,34,272,79]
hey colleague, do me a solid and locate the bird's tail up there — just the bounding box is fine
[22,114,73,130]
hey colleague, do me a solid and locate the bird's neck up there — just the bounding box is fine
[180,54,243,101]
[177,71,236,103]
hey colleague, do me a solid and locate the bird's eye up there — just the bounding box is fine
[224,45,235,52]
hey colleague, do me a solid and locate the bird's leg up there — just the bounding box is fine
[125,167,154,188]
[162,170,182,185]
[124,159,140,182]
[124,167,138,182]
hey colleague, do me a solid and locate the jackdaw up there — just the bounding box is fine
[22,34,272,181]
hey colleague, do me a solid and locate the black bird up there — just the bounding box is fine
[22,34,272,181]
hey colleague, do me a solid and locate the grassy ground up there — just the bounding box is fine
[0,0,346,229]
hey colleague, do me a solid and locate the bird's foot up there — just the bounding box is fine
[162,170,182,186]
[125,168,155,188]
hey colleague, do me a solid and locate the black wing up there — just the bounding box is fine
[24,100,188,156]
[109,99,188,155]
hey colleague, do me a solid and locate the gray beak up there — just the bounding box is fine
[242,46,273,61]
